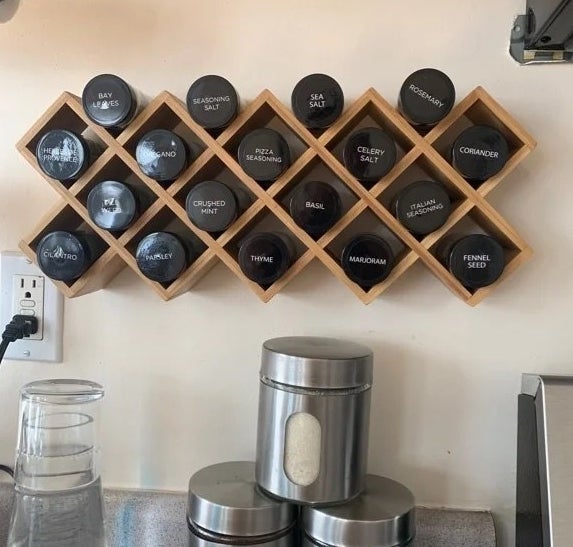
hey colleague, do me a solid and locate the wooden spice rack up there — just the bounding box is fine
[16,86,536,305]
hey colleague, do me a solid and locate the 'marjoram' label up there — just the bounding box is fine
[250,255,274,263]
[406,198,444,218]
[144,253,173,261]
[308,92,326,108]
[246,148,282,163]
[43,246,78,261]
[458,147,499,159]
[348,255,387,265]
[192,199,226,215]
[91,92,121,110]
[193,95,231,112]
[408,85,444,108]
[357,145,385,164]
[463,254,491,269]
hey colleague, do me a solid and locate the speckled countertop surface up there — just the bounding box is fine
[0,482,495,546]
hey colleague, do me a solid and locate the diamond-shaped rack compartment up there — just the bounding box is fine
[18,84,535,305]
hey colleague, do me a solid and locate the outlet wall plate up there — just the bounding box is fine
[0,251,64,362]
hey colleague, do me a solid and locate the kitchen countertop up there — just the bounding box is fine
[0,482,496,546]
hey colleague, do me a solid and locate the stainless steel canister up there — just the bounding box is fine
[187,461,297,547]
[255,336,373,505]
[302,475,416,547]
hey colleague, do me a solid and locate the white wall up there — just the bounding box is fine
[0,0,569,544]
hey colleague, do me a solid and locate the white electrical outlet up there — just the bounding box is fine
[0,251,64,362]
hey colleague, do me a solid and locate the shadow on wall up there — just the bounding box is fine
[0,0,20,23]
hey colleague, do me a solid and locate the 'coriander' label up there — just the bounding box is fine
[458,147,499,159]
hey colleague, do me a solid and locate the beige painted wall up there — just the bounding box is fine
[0,0,569,544]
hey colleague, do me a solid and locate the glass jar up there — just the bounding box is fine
[186,75,239,131]
[82,73,142,130]
[135,232,192,284]
[343,127,397,187]
[35,129,102,184]
[87,180,138,232]
[36,231,105,282]
[256,337,373,505]
[186,181,250,234]
[451,125,510,184]
[289,181,341,238]
[187,461,297,546]
[392,180,451,236]
[398,68,456,133]
[237,129,291,184]
[291,73,344,130]
[302,475,415,547]
[135,129,189,183]
[439,234,505,289]
[341,234,395,288]
[7,380,106,547]
[237,232,295,286]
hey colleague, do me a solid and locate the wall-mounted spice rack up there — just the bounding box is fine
[17,85,536,305]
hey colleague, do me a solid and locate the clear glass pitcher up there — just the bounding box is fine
[7,379,106,547]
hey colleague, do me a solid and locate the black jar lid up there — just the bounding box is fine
[447,234,505,289]
[237,128,290,183]
[87,181,137,232]
[341,234,394,288]
[451,125,510,182]
[394,181,451,236]
[289,181,341,237]
[343,127,397,185]
[238,233,292,285]
[82,74,135,128]
[399,68,456,127]
[291,73,344,129]
[136,232,188,283]
[35,130,88,182]
[36,231,90,282]
[135,129,188,183]
[186,181,239,233]
[186,75,239,130]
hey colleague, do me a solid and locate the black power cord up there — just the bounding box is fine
[0,315,39,479]
[0,314,39,364]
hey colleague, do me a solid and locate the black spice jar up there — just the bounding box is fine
[440,234,505,289]
[289,181,342,238]
[36,231,103,282]
[341,234,394,288]
[87,181,138,232]
[35,129,101,184]
[302,475,416,547]
[238,232,294,286]
[238,128,291,185]
[186,75,239,131]
[135,129,188,183]
[398,68,455,132]
[393,181,451,236]
[291,74,344,130]
[82,74,141,131]
[451,125,510,184]
[343,127,397,187]
[135,232,191,283]
[187,461,297,547]
[186,181,249,234]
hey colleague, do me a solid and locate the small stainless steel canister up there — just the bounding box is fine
[255,336,373,505]
[302,475,416,547]
[187,461,297,546]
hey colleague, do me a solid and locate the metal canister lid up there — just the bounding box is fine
[188,461,296,538]
[261,336,373,389]
[302,475,415,547]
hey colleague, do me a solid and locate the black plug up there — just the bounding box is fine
[0,314,39,364]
